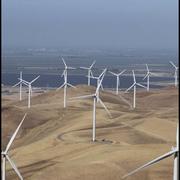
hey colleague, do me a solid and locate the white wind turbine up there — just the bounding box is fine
[12,72,23,101]
[90,70,105,89]
[70,68,111,142]
[1,113,27,180]
[125,70,146,109]
[143,64,158,92]
[18,76,40,108]
[109,69,126,95]
[89,70,106,102]
[56,57,76,108]
[80,60,96,86]
[169,61,179,87]
[123,125,179,180]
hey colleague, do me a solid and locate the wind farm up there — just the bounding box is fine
[1,0,178,179]
[1,57,179,180]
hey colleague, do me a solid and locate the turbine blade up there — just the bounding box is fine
[118,69,126,76]
[21,81,29,86]
[90,60,96,69]
[169,61,177,69]
[125,83,136,92]
[122,149,177,179]
[20,71,22,77]
[12,81,21,88]
[146,64,149,72]
[132,70,136,83]
[61,70,65,77]
[136,83,146,89]
[150,72,159,76]
[99,68,107,79]
[67,83,76,88]
[5,114,27,153]
[100,83,104,90]
[30,75,40,84]
[70,94,94,100]
[98,98,112,117]
[90,70,95,77]
[67,67,76,70]
[86,75,93,79]
[143,73,149,80]
[6,155,23,180]
[62,57,67,67]
[80,67,89,70]
[18,78,29,86]
[109,71,117,76]
[96,69,107,93]
[56,83,65,91]
[118,93,133,108]
[90,76,98,79]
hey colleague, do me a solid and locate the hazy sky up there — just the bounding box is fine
[2,0,178,49]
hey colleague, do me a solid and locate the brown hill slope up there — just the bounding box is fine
[1,85,178,180]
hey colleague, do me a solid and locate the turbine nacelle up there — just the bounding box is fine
[1,151,7,157]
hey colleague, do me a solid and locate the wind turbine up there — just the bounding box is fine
[80,60,96,86]
[18,76,40,108]
[1,113,27,180]
[169,61,179,87]
[70,68,111,142]
[125,70,146,109]
[143,64,158,92]
[123,125,179,180]
[56,57,76,108]
[109,69,126,94]
[12,72,23,101]
[89,70,105,89]
[89,70,107,102]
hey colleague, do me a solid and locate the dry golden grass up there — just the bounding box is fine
[1,85,178,180]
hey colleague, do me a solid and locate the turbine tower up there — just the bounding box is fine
[12,72,23,101]
[169,61,179,87]
[125,70,146,109]
[109,69,126,94]
[1,113,27,180]
[80,60,96,86]
[70,68,111,142]
[57,57,76,108]
[19,76,40,108]
[123,125,179,180]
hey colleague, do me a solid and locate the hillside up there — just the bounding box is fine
[1,85,178,180]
